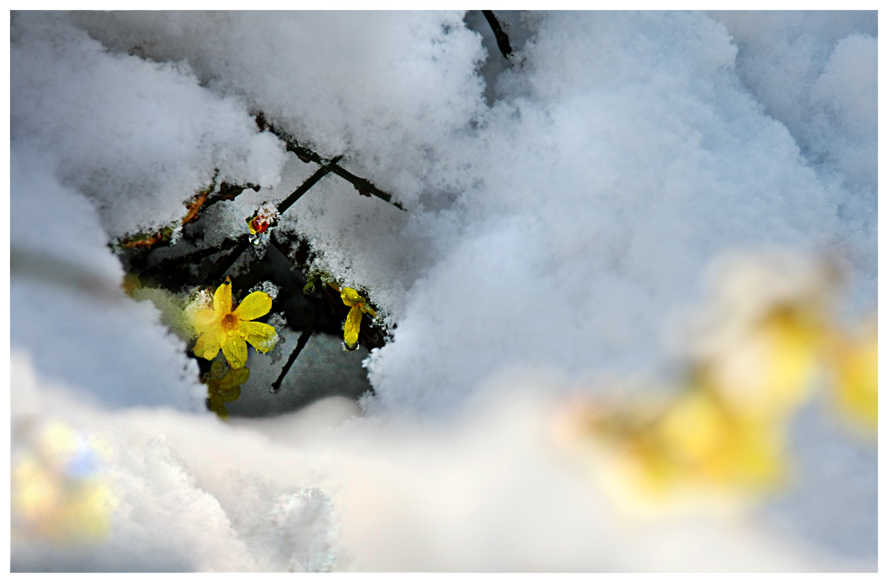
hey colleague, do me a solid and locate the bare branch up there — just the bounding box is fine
[256,111,406,211]
[270,307,319,394]
[483,10,513,60]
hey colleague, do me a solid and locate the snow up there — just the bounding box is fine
[11,11,287,240]
[10,148,205,411]
[710,11,878,290]
[11,356,868,571]
[8,10,878,571]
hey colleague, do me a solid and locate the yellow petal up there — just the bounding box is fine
[705,321,816,422]
[756,306,821,417]
[214,278,232,315]
[209,360,226,379]
[219,366,250,390]
[241,321,278,353]
[341,287,364,308]
[222,335,248,370]
[659,392,727,466]
[217,383,242,403]
[192,308,220,335]
[215,329,229,349]
[233,291,272,321]
[193,332,221,361]
[727,420,784,488]
[344,305,362,347]
[829,333,878,429]
[208,396,229,421]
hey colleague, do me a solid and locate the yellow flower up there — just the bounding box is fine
[553,254,875,515]
[340,287,377,349]
[11,419,112,543]
[701,303,824,423]
[574,387,786,502]
[656,388,785,491]
[823,320,877,431]
[191,277,278,369]
[325,282,376,349]
[204,360,249,421]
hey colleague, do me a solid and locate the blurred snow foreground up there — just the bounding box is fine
[9,10,876,571]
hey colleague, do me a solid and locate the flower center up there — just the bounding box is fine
[221,313,240,332]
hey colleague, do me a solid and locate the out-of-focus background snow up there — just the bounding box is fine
[8,10,878,571]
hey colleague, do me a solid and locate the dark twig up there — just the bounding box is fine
[204,235,251,285]
[139,234,247,282]
[199,180,260,216]
[114,177,258,253]
[483,10,513,60]
[140,116,403,284]
[270,307,320,393]
[276,161,335,215]
[255,112,405,211]
[202,163,335,285]
[182,173,260,229]
[135,166,331,285]
[328,163,404,210]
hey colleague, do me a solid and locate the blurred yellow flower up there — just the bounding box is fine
[554,252,876,515]
[192,277,278,369]
[699,302,825,423]
[823,319,878,431]
[567,307,824,505]
[568,388,786,506]
[11,419,112,543]
[204,360,250,421]
[657,389,785,490]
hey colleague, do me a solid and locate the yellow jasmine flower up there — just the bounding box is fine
[326,281,376,349]
[11,419,112,543]
[576,388,786,500]
[824,320,878,431]
[553,253,875,515]
[700,302,825,423]
[191,277,278,369]
[204,360,250,421]
[656,388,785,491]
[551,398,784,522]
[340,287,377,349]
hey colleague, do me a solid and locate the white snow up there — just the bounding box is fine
[8,9,878,571]
[11,355,868,571]
[11,11,287,240]
[10,147,205,411]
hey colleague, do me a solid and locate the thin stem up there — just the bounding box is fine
[203,235,250,285]
[202,163,335,284]
[328,163,404,209]
[483,10,513,60]
[139,234,245,281]
[270,307,320,393]
[256,112,405,211]
[115,177,258,252]
[277,162,335,215]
